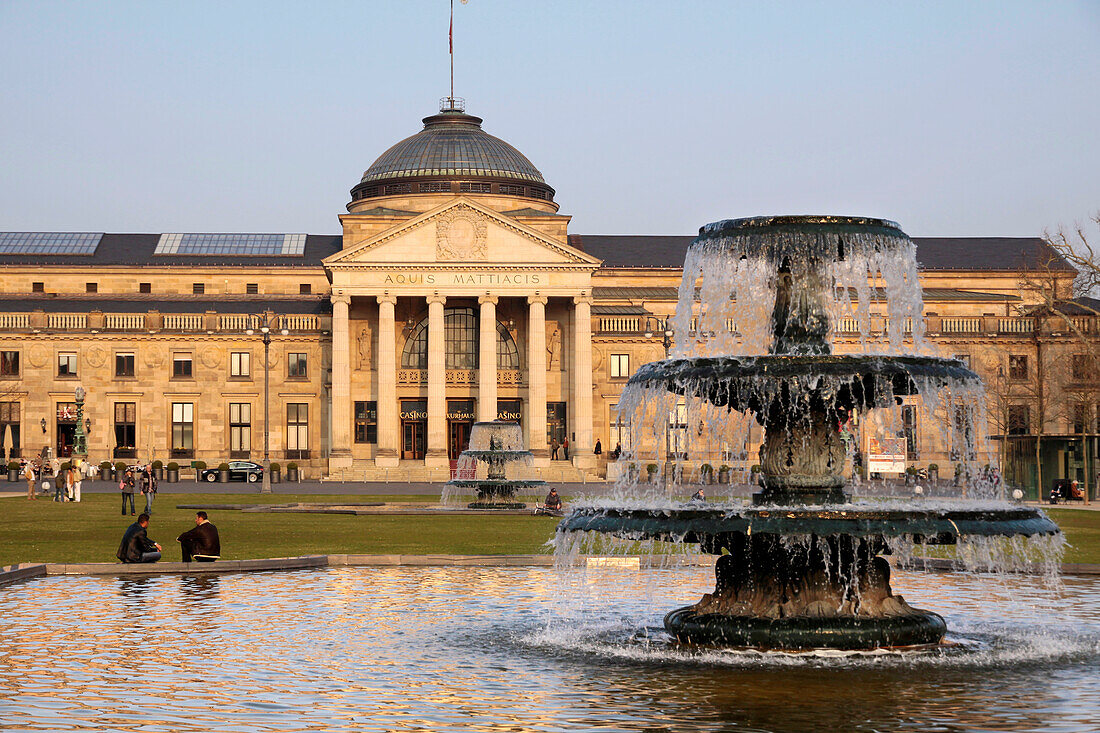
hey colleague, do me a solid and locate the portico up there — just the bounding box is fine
[325,198,601,470]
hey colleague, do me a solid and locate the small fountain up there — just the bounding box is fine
[445,420,547,509]
[558,215,1060,650]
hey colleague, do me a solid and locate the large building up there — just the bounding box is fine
[0,99,1093,493]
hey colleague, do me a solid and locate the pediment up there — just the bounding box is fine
[326,198,601,268]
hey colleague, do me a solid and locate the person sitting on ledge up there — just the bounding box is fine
[116,513,162,564]
[544,488,563,512]
[690,488,706,503]
[177,511,220,563]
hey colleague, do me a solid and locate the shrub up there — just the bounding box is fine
[750,464,762,473]
[905,466,918,476]
[269,462,281,472]
[286,462,299,471]
[60,462,71,471]
[719,464,731,473]
[114,461,127,473]
[167,462,179,471]
[8,460,19,470]
[99,461,112,472]
[645,463,658,474]
[927,463,939,472]
[700,463,714,475]
[217,462,230,471]
[193,460,207,471]
[151,460,163,470]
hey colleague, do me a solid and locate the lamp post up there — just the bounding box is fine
[643,316,674,358]
[73,386,87,458]
[247,314,289,494]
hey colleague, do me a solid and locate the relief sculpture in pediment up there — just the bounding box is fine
[435,208,488,261]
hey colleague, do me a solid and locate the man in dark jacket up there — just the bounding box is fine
[176,511,220,562]
[116,513,162,563]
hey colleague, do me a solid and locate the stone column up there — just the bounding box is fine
[376,294,399,468]
[572,294,596,468]
[527,295,548,463]
[426,293,448,467]
[478,294,498,422]
[329,294,353,470]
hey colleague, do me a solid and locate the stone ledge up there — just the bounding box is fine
[43,555,328,576]
[0,563,48,586]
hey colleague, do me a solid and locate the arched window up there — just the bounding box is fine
[497,323,519,369]
[401,306,485,369]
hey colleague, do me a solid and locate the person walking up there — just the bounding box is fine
[141,465,156,515]
[594,439,602,456]
[121,468,136,516]
[23,460,36,500]
[562,436,570,460]
[72,458,83,502]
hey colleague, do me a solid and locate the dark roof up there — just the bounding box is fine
[0,295,330,314]
[570,235,1076,272]
[0,234,341,267]
[361,110,547,186]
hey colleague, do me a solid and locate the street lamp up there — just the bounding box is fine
[643,316,674,358]
[246,314,289,494]
[73,386,87,457]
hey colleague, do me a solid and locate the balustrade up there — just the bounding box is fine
[105,314,145,330]
[46,313,86,329]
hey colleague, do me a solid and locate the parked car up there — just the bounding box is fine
[199,460,264,483]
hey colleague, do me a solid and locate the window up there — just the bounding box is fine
[1008,354,1028,380]
[32,282,43,293]
[444,307,478,368]
[114,402,136,459]
[286,403,309,459]
[230,352,251,378]
[0,402,21,459]
[299,283,312,294]
[230,402,251,458]
[420,181,451,193]
[288,352,308,378]
[115,353,135,377]
[610,354,630,379]
[57,352,77,377]
[192,283,205,295]
[0,351,19,377]
[497,323,519,369]
[953,354,971,368]
[902,405,918,456]
[1073,403,1090,434]
[172,353,193,378]
[355,401,377,444]
[609,403,631,452]
[1007,404,1030,435]
[1072,354,1094,381]
[246,283,259,294]
[459,182,491,193]
[85,282,97,293]
[668,401,689,459]
[139,282,151,293]
[171,403,194,458]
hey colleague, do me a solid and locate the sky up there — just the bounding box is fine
[1,1,1098,238]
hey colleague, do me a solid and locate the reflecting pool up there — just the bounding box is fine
[1,567,1098,732]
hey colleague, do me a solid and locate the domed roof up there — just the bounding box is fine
[350,101,555,205]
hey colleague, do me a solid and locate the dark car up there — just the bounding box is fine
[200,460,264,483]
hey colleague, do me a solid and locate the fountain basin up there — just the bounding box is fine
[559,505,1059,546]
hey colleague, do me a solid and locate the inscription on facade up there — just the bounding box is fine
[382,272,542,286]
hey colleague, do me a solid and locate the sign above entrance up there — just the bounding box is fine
[379,271,543,287]
[497,399,522,423]
[400,399,427,421]
[446,399,476,421]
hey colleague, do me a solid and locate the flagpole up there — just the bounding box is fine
[450,0,454,101]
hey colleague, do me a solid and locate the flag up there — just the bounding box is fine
[449,15,453,54]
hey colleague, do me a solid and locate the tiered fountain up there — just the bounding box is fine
[445,420,547,509]
[558,215,1060,650]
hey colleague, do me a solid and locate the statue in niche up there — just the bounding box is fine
[546,322,562,371]
[356,323,373,370]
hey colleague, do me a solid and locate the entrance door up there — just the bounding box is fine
[449,421,472,460]
[402,421,426,460]
[56,402,77,458]
[547,402,567,447]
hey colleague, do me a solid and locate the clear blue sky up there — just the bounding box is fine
[1,1,1098,238]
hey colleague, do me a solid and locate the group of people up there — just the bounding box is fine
[119,464,158,516]
[23,457,90,502]
[549,437,622,461]
[116,511,221,564]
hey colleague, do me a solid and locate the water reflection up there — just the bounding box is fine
[0,567,1097,732]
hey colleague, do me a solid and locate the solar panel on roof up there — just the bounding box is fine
[154,233,307,257]
[0,232,102,255]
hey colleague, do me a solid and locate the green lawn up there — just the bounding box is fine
[2,495,1097,567]
[0,494,561,565]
